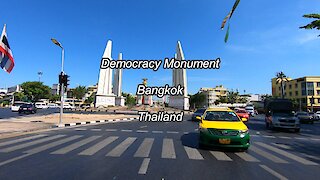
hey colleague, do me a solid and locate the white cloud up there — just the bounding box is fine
[296,32,319,44]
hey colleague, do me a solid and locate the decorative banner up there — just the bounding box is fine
[221,0,241,43]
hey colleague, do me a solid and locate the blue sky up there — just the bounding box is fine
[0,0,319,95]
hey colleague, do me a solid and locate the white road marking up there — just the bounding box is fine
[91,129,102,131]
[255,142,318,165]
[184,146,203,160]
[121,129,133,132]
[250,145,288,164]
[134,138,154,158]
[294,137,307,140]
[105,129,117,132]
[210,151,232,161]
[152,131,163,134]
[300,153,320,161]
[136,130,148,133]
[235,152,260,162]
[167,131,179,134]
[24,135,82,154]
[106,137,137,157]
[0,134,47,148]
[161,138,176,159]
[262,135,276,139]
[51,136,101,154]
[250,134,259,137]
[79,136,118,156]
[138,158,150,175]
[278,136,291,139]
[0,135,65,153]
[271,143,292,150]
[259,164,288,180]
[75,128,87,131]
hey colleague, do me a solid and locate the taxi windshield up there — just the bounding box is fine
[204,111,240,122]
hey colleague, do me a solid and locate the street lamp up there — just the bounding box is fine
[51,38,65,126]
[37,71,43,82]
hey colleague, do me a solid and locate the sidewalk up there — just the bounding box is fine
[0,113,138,137]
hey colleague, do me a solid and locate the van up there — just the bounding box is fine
[35,102,48,109]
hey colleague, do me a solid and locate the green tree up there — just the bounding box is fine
[190,92,206,109]
[21,81,51,102]
[300,14,320,36]
[122,92,135,107]
[13,92,26,101]
[275,72,289,99]
[72,85,87,100]
[49,94,60,103]
[85,92,96,104]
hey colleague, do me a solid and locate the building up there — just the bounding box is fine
[272,76,320,111]
[199,85,228,108]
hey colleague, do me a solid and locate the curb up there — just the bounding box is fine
[53,117,138,128]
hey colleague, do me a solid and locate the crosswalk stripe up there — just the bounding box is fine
[121,129,133,132]
[91,129,101,131]
[24,135,82,154]
[255,142,318,165]
[134,138,154,158]
[78,136,118,156]
[0,135,65,153]
[105,129,117,132]
[136,130,148,133]
[235,152,260,162]
[138,158,150,175]
[51,136,101,155]
[161,138,176,159]
[250,145,288,164]
[106,137,137,157]
[184,146,203,160]
[259,164,288,180]
[0,134,47,148]
[271,143,292,150]
[210,151,232,161]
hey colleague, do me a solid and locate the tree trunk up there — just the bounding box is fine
[281,80,284,99]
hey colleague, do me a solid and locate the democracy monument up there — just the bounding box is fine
[95,39,190,110]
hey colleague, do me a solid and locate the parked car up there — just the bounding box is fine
[63,103,75,110]
[235,109,250,122]
[80,104,91,109]
[18,103,37,114]
[296,112,313,124]
[11,102,25,112]
[197,107,250,151]
[35,102,48,109]
[245,106,255,117]
[308,112,320,120]
[192,108,206,121]
[48,103,59,108]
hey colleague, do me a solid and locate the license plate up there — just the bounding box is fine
[219,138,231,144]
[23,108,27,110]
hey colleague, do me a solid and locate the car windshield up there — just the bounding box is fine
[204,111,240,122]
[236,110,247,113]
[273,111,294,117]
[245,107,253,110]
[13,103,24,106]
[195,109,205,114]
[21,104,32,108]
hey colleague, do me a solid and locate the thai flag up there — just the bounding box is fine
[0,24,14,73]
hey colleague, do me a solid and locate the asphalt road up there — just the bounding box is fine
[0,108,59,120]
[0,114,319,179]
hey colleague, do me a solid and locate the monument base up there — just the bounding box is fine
[95,94,116,108]
[115,96,125,106]
[169,96,190,110]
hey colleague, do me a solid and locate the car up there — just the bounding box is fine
[48,103,59,108]
[18,103,37,114]
[11,102,25,112]
[197,107,250,150]
[35,102,48,109]
[296,112,313,124]
[80,103,91,109]
[245,106,255,117]
[308,112,320,120]
[63,103,75,110]
[191,108,206,121]
[235,109,250,122]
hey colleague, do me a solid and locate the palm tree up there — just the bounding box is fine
[72,85,87,101]
[300,14,320,36]
[276,72,289,99]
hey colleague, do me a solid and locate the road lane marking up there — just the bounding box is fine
[136,130,148,133]
[0,134,47,148]
[138,158,150,175]
[121,129,133,132]
[294,137,307,140]
[0,153,33,167]
[106,137,137,157]
[235,152,260,162]
[300,153,320,161]
[152,131,163,134]
[75,128,87,131]
[259,164,288,180]
[0,135,65,153]
[184,146,203,160]
[24,135,82,154]
[79,136,118,156]
[91,129,102,131]
[271,143,292,150]
[262,135,276,138]
[134,138,154,158]
[51,136,101,155]
[278,136,291,139]
[161,138,176,159]
[255,142,318,165]
[210,151,232,161]
[167,131,179,134]
[250,134,259,137]
[250,145,288,164]
[105,129,117,132]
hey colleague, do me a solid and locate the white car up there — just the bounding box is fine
[63,103,75,110]
[48,103,59,108]
[245,106,255,117]
[35,102,48,109]
[11,102,25,112]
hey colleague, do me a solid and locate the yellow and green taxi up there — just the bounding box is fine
[196,108,250,150]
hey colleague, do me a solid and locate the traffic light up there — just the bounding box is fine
[63,74,70,88]
[59,72,64,84]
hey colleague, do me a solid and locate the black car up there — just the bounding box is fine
[18,103,37,114]
[192,108,206,121]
